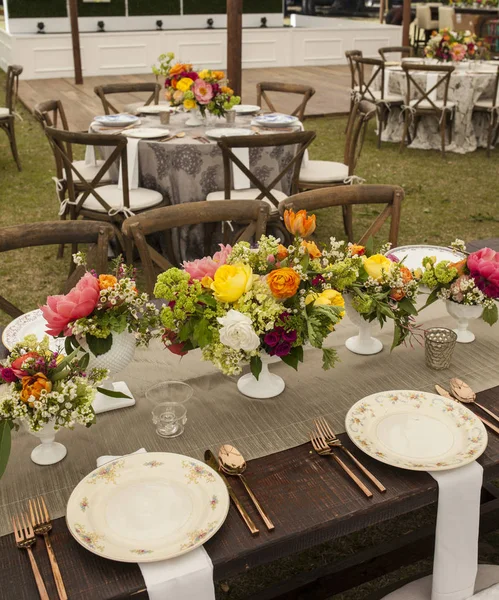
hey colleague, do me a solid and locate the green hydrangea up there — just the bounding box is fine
[435,261,457,284]
[155,269,203,330]
[326,259,359,291]
[351,295,374,315]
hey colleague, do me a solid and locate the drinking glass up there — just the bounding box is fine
[160,110,171,125]
[152,403,187,438]
[226,110,236,124]
[424,327,457,370]
[146,381,193,405]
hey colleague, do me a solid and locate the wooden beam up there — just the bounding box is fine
[227,0,243,97]
[68,0,83,85]
[402,0,411,46]
[379,0,385,23]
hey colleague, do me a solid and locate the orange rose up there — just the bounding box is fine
[390,289,405,301]
[390,265,413,301]
[170,63,191,77]
[212,70,225,80]
[98,274,118,290]
[267,268,301,299]
[449,258,467,277]
[283,209,316,238]
[301,240,321,259]
[277,244,289,261]
[221,85,233,95]
[349,244,365,256]
[20,373,52,404]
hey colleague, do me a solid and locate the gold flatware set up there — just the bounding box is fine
[12,496,67,600]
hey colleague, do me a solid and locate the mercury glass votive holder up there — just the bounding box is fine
[225,110,236,124]
[424,327,458,370]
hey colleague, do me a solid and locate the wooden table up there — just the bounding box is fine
[1,387,498,600]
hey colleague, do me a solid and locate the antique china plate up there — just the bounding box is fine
[123,127,170,139]
[135,104,176,114]
[2,309,61,352]
[205,128,254,139]
[94,114,139,127]
[345,390,487,472]
[232,104,261,115]
[252,114,299,128]
[387,245,466,271]
[66,452,230,563]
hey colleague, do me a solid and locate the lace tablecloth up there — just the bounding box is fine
[374,65,497,153]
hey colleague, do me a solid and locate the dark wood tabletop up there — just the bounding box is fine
[0,387,498,600]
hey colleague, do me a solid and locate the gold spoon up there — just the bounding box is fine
[435,384,499,435]
[449,378,499,424]
[218,445,275,531]
[157,131,186,143]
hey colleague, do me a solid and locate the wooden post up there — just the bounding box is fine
[402,0,411,47]
[227,0,243,97]
[379,0,385,24]
[68,0,83,85]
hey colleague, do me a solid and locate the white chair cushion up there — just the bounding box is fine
[409,99,456,109]
[206,188,288,213]
[370,90,404,103]
[474,98,497,109]
[0,107,10,117]
[78,184,163,213]
[72,160,112,183]
[299,160,349,184]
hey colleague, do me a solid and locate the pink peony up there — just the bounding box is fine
[193,78,214,105]
[467,247,499,299]
[41,272,100,336]
[450,43,466,62]
[182,244,232,281]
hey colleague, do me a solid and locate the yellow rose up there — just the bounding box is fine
[305,289,345,316]
[211,264,253,303]
[198,69,210,80]
[176,77,194,92]
[183,98,196,111]
[363,254,394,282]
[201,275,213,288]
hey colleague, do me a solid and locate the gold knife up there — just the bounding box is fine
[204,450,259,536]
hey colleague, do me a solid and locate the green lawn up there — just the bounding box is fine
[0,71,498,598]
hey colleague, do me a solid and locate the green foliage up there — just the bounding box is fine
[280,346,304,370]
[0,421,12,480]
[96,387,132,399]
[250,355,262,380]
[306,304,343,348]
[86,333,113,356]
[322,347,339,370]
[483,303,498,326]
[128,0,180,16]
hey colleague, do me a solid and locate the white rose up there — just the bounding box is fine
[217,309,260,352]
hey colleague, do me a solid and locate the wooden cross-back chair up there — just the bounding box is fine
[280,184,404,246]
[353,56,404,149]
[378,46,414,62]
[122,200,270,296]
[473,65,499,158]
[0,221,114,319]
[256,82,316,121]
[345,50,363,132]
[43,126,165,259]
[0,64,23,171]
[400,63,455,157]
[94,82,161,115]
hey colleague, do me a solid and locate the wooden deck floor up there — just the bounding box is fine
[18,66,351,130]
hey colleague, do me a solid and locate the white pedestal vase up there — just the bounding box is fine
[237,353,285,399]
[445,300,483,343]
[344,294,383,355]
[26,421,67,466]
[185,109,205,127]
[83,331,136,413]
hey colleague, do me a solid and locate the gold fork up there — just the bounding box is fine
[315,417,386,493]
[309,430,373,498]
[30,496,67,600]
[12,513,49,600]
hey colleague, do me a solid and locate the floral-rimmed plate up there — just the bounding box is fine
[387,245,466,272]
[94,114,139,127]
[66,452,230,563]
[345,390,487,472]
[205,128,254,139]
[123,127,170,139]
[252,113,299,128]
[2,309,61,352]
[232,104,261,115]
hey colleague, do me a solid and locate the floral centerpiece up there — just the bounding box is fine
[424,29,482,62]
[152,52,241,119]
[420,241,498,342]
[0,336,108,473]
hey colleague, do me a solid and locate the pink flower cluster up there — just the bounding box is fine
[468,248,499,299]
[182,245,232,281]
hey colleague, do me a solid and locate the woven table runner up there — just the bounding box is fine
[0,302,498,536]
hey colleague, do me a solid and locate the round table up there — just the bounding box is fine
[374,61,497,153]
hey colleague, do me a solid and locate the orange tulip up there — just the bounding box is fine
[267,268,301,299]
[449,258,467,277]
[349,244,365,256]
[277,244,289,261]
[301,240,322,259]
[283,209,316,238]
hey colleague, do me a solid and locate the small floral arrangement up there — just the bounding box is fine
[152,52,241,117]
[41,255,160,357]
[420,240,499,325]
[425,29,482,62]
[154,210,351,379]
[0,336,108,478]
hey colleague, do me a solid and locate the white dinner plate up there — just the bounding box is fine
[135,104,175,115]
[66,452,230,563]
[2,309,61,352]
[205,128,254,139]
[123,127,170,139]
[94,114,139,128]
[252,114,299,128]
[387,245,466,271]
[345,390,487,471]
[232,104,261,115]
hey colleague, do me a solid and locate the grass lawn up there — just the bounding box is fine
[0,71,498,598]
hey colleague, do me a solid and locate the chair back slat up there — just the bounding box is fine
[34,100,73,175]
[378,46,413,61]
[122,201,270,295]
[256,82,316,121]
[344,100,376,173]
[280,185,404,247]
[94,83,161,115]
[345,50,363,90]
[353,56,386,103]
[401,63,455,112]
[5,65,23,113]
[0,221,114,318]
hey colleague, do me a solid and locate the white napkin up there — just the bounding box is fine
[383,69,392,99]
[96,449,216,600]
[232,147,251,190]
[471,584,499,599]
[429,462,483,600]
[84,145,97,167]
[426,72,439,102]
[118,137,140,191]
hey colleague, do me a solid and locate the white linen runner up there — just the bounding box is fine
[232,147,251,190]
[383,69,392,99]
[118,137,140,191]
[426,73,439,102]
[96,449,216,600]
[84,145,97,167]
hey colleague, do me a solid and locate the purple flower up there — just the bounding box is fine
[282,329,297,343]
[264,332,280,347]
[312,275,325,286]
[0,367,17,383]
[274,342,291,357]
[212,83,220,95]
[385,253,400,263]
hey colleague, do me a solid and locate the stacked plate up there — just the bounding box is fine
[94,114,139,128]
[252,114,299,128]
